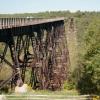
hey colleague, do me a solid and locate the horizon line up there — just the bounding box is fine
[0,10,100,14]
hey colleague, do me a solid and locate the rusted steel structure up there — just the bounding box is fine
[0,18,70,90]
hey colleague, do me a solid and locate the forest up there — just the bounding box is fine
[0,11,100,95]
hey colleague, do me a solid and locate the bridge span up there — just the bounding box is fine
[0,17,70,91]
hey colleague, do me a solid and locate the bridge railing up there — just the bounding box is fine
[0,17,65,29]
[0,18,38,29]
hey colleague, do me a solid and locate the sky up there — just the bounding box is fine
[0,0,100,14]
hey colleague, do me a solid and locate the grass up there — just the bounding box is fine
[0,43,13,80]
[4,89,79,100]
[31,89,79,95]
[0,64,12,80]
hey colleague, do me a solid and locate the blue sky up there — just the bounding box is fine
[0,0,100,14]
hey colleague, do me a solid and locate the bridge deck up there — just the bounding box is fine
[0,17,64,29]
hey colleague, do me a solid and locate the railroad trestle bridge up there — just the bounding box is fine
[0,18,70,91]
